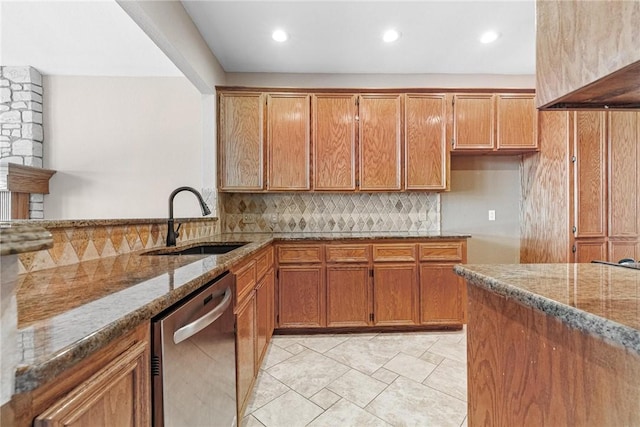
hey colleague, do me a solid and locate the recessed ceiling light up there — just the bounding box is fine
[480,30,500,44]
[272,29,288,42]
[382,29,401,43]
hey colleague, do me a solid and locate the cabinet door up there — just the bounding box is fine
[219,92,264,191]
[326,265,371,327]
[573,111,607,238]
[277,265,325,328]
[359,94,402,190]
[574,239,608,262]
[267,93,311,190]
[608,112,639,239]
[420,264,465,325]
[405,94,448,190]
[34,341,150,427]
[313,94,357,190]
[256,268,275,364]
[496,94,538,150]
[452,94,495,150]
[235,292,256,417]
[372,264,418,326]
[609,240,639,262]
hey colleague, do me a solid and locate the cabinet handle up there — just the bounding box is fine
[173,287,232,344]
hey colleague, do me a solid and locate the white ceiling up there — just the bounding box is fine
[0,0,535,77]
[0,1,181,76]
[182,0,536,75]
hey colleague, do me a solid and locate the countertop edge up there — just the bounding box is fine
[454,265,640,356]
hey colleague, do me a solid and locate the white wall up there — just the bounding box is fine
[43,76,205,219]
[441,156,522,264]
[118,0,228,194]
[226,73,535,89]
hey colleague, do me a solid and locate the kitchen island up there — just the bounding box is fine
[455,263,640,426]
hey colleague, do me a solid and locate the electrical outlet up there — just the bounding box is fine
[242,213,255,224]
[270,213,278,223]
[488,210,496,221]
[419,210,428,221]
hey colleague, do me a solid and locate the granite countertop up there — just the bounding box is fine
[454,263,640,356]
[12,231,469,394]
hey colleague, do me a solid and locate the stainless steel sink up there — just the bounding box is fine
[143,243,248,256]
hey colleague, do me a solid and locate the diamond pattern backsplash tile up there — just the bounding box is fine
[17,219,220,274]
[222,193,440,233]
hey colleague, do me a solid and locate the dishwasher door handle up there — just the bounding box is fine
[173,286,232,344]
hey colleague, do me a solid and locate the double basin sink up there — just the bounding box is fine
[143,243,248,256]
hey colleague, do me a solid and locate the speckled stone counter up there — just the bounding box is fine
[454,263,640,354]
[12,231,469,395]
[456,263,640,425]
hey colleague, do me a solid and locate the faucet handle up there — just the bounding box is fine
[175,222,182,239]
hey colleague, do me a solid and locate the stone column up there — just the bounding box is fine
[0,66,45,218]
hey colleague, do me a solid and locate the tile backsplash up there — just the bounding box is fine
[17,219,219,273]
[222,193,440,233]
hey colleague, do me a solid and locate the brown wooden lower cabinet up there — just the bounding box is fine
[255,268,275,363]
[574,239,607,262]
[326,265,371,327]
[277,265,325,328]
[235,290,256,419]
[0,324,151,427]
[420,264,465,325]
[276,240,467,331]
[372,264,418,326]
[34,339,149,427]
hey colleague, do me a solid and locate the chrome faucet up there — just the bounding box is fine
[166,186,211,246]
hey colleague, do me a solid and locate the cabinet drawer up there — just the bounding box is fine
[372,244,417,262]
[326,244,371,263]
[256,246,274,280]
[277,244,324,264]
[419,242,464,262]
[235,260,257,301]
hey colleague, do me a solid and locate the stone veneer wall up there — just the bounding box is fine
[222,193,440,233]
[17,219,220,274]
[0,66,45,218]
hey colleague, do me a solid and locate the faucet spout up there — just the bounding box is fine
[166,186,211,246]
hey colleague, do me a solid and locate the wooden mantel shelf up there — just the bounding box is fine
[7,163,56,194]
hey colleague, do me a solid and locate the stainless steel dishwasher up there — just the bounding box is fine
[152,272,236,427]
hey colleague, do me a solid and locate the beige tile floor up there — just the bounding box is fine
[242,328,468,427]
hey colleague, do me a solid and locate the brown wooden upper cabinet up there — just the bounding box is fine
[312,94,357,191]
[452,93,494,150]
[452,93,538,153]
[359,94,402,191]
[218,92,264,191]
[496,94,538,150]
[405,94,448,190]
[267,93,311,190]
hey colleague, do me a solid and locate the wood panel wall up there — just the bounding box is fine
[520,112,571,263]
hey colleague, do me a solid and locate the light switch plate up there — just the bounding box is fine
[488,210,496,221]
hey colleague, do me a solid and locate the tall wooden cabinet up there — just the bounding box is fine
[521,111,640,263]
[312,94,358,191]
[358,94,402,191]
[267,94,311,190]
[405,94,449,190]
[218,92,264,191]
